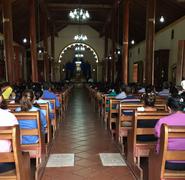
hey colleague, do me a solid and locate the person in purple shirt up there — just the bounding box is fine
[155,95,185,170]
[42,83,60,108]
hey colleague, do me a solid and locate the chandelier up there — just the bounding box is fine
[75,46,85,51]
[75,53,84,58]
[69,8,90,21]
[74,34,88,41]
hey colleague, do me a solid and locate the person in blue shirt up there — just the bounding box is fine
[16,89,47,145]
[42,83,60,108]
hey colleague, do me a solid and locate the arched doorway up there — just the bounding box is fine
[58,43,99,83]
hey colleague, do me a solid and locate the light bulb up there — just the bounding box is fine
[160,16,165,23]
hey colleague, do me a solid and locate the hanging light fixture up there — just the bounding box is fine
[74,34,88,41]
[75,53,84,58]
[159,16,165,23]
[69,8,90,22]
[75,46,85,51]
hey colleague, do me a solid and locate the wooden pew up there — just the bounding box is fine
[39,103,52,152]
[12,111,46,180]
[127,111,169,180]
[7,103,20,112]
[149,124,185,180]
[55,92,63,120]
[117,102,167,145]
[116,102,144,145]
[102,95,115,125]
[7,103,52,147]
[108,99,121,137]
[43,98,58,135]
[0,125,31,180]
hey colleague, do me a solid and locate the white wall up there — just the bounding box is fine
[52,25,105,81]
[129,16,185,84]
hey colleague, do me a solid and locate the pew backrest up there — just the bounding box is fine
[160,124,185,179]
[0,125,31,180]
[12,111,45,165]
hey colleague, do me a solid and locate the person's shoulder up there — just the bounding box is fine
[0,108,17,120]
[159,113,177,122]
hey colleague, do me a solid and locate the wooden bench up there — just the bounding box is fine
[149,124,185,180]
[7,102,52,145]
[116,102,144,145]
[0,125,31,180]
[102,95,115,125]
[12,111,46,180]
[7,103,20,112]
[43,98,58,135]
[55,92,63,120]
[127,111,169,180]
[108,99,121,137]
[39,103,52,152]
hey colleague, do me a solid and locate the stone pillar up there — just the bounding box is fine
[111,4,116,83]
[29,0,38,82]
[104,34,108,82]
[2,0,14,83]
[122,0,129,85]
[51,24,55,81]
[43,16,49,81]
[145,0,156,85]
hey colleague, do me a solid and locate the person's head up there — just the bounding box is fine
[167,95,185,112]
[20,89,35,111]
[43,82,52,91]
[125,86,132,95]
[163,81,169,89]
[144,92,156,107]
[145,85,154,94]
[0,91,7,109]
[0,82,10,91]
[34,89,43,100]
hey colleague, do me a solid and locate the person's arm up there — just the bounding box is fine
[39,110,47,132]
[155,120,162,137]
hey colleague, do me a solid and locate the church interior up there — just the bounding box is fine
[0,0,185,180]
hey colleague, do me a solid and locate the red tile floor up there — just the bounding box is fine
[42,87,135,180]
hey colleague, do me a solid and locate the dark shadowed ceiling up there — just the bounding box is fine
[1,0,185,47]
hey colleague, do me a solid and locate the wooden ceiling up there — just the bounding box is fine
[1,0,185,47]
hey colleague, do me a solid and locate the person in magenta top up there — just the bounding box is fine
[155,95,185,170]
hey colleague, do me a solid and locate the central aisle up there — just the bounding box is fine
[42,86,134,180]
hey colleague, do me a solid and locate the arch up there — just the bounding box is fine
[58,42,99,63]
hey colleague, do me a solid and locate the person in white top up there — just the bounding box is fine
[179,80,185,95]
[0,91,18,172]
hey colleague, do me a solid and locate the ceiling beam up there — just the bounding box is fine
[47,3,112,11]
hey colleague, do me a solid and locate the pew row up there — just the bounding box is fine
[0,125,31,180]
[149,124,185,180]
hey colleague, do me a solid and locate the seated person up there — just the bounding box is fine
[16,89,47,144]
[0,91,8,110]
[138,91,157,112]
[155,95,185,170]
[0,82,13,100]
[137,92,158,141]
[115,84,126,99]
[0,91,18,173]
[158,81,170,97]
[178,79,185,95]
[34,89,52,113]
[121,86,140,102]
[42,83,60,108]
